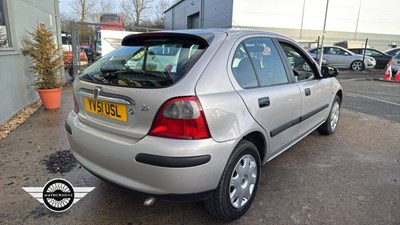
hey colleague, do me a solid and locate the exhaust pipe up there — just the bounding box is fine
[143,196,156,207]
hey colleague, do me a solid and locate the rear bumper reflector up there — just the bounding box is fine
[65,121,72,135]
[135,153,211,168]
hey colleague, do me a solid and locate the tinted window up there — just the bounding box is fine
[280,42,315,82]
[79,38,207,88]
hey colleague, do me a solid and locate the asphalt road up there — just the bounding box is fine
[337,70,400,123]
[0,75,399,225]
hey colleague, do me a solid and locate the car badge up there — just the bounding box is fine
[93,87,102,99]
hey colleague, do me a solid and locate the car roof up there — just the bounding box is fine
[309,46,351,51]
[384,47,400,52]
[349,47,379,50]
[349,48,388,54]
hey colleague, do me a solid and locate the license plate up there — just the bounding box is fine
[84,97,127,122]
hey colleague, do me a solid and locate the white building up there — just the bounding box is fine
[164,0,400,50]
[0,0,62,124]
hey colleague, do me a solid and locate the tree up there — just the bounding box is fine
[153,0,170,28]
[97,0,115,13]
[70,0,95,44]
[60,12,73,32]
[120,0,153,27]
[88,0,116,23]
[70,0,95,23]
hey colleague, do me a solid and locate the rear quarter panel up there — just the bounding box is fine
[195,32,268,143]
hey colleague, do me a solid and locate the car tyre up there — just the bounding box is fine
[204,140,261,221]
[318,95,341,135]
[351,60,364,71]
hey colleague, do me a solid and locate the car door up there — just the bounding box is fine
[230,37,302,158]
[277,40,333,136]
[321,47,334,65]
[328,47,351,68]
[369,49,391,68]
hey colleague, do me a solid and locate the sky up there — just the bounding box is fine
[59,0,166,16]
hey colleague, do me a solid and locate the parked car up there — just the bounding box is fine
[390,52,400,73]
[66,29,343,221]
[384,47,400,57]
[80,46,94,63]
[63,50,88,67]
[309,46,376,71]
[348,48,391,69]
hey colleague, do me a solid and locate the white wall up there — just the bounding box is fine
[232,0,400,35]
[164,0,400,50]
[233,0,303,29]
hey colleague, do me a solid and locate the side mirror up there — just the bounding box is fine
[321,66,339,78]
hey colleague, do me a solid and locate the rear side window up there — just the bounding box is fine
[79,37,207,88]
[231,37,288,88]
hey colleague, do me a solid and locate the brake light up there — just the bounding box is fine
[73,92,79,113]
[149,97,210,139]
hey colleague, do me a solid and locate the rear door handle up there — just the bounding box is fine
[305,88,311,96]
[258,97,270,108]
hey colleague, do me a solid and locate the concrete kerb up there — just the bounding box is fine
[347,78,400,83]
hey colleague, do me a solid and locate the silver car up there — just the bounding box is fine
[66,29,343,221]
[309,46,376,71]
[390,52,400,73]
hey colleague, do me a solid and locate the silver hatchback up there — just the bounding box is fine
[66,29,342,221]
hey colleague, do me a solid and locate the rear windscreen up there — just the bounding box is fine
[79,37,207,88]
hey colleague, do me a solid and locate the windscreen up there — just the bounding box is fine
[79,37,207,88]
[101,15,120,23]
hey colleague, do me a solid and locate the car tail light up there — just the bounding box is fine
[73,92,79,113]
[149,96,210,139]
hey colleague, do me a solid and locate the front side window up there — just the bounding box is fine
[309,48,321,54]
[0,0,10,48]
[280,42,316,82]
[369,50,382,57]
[79,37,207,88]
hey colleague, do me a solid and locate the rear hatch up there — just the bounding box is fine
[74,32,210,139]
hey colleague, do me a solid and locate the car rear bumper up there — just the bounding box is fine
[66,112,235,195]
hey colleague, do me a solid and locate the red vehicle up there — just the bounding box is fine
[99,13,123,31]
